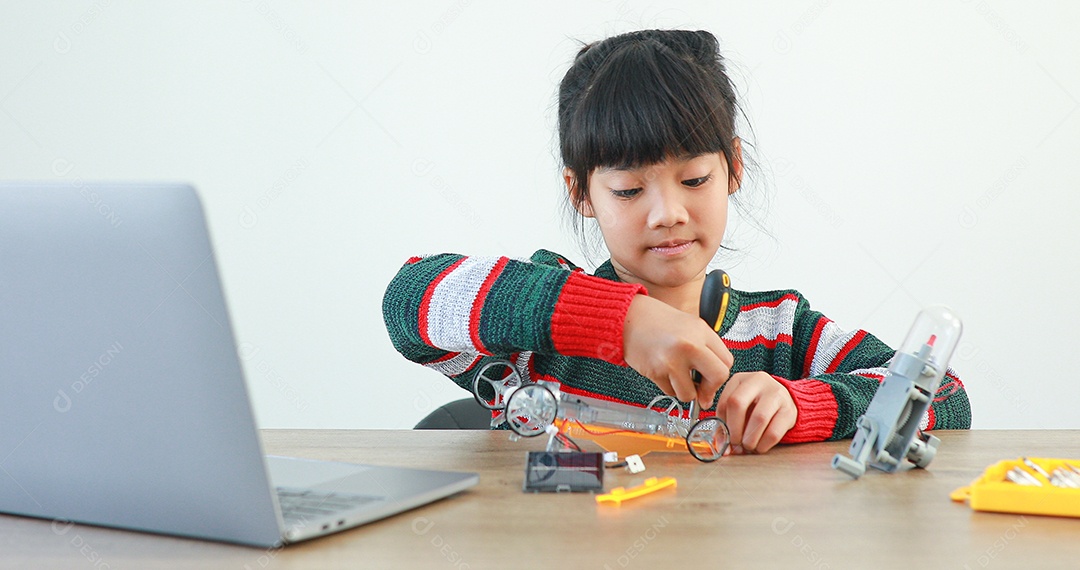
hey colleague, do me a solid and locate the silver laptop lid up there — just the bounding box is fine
[0,182,283,547]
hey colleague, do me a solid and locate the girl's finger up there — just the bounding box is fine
[693,348,732,407]
[667,369,697,403]
[717,376,753,449]
[707,333,735,369]
[740,395,778,452]
[753,402,798,453]
[649,373,676,398]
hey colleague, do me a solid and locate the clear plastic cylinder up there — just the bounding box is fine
[897,305,963,374]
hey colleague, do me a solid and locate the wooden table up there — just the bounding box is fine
[2,430,1079,569]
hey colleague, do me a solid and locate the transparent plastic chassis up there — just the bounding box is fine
[471,360,730,462]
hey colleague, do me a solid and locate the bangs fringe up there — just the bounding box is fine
[565,40,733,171]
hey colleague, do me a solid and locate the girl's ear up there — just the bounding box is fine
[729,138,745,196]
[563,168,595,217]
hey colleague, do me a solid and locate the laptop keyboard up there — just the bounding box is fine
[276,486,384,525]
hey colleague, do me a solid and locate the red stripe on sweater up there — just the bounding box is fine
[824,330,868,374]
[802,316,830,378]
[934,371,964,402]
[558,383,650,409]
[924,406,936,430]
[725,334,793,351]
[417,257,467,347]
[405,256,424,265]
[468,257,509,356]
[741,293,800,312]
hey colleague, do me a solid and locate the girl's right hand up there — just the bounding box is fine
[622,295,734,408]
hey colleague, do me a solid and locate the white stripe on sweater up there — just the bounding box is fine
[423,352,481,377]
[722,297,797,343]
[426,257,501,352]
[808,321,860,377]
[515,351,534,384]
[847,367,889,378]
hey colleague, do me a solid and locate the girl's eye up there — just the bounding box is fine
[611,188,642,199]
[683,174,712,188]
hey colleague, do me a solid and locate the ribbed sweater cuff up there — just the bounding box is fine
[550,271,646,365]
[773,376,838,443]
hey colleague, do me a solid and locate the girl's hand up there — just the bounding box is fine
[716,372,797,454]
[622,295,734,408]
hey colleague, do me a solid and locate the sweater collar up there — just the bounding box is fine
[593,259,620,282]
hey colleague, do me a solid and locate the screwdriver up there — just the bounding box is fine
[688,269,731,422]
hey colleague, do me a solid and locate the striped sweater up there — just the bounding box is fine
[382,249,972,442]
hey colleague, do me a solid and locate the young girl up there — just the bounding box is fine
[383,29,971,454]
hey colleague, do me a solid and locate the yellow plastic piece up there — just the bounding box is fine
[596,476,677,506]
[951,457,1080,518]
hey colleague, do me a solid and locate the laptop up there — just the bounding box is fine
[0,182,479,548]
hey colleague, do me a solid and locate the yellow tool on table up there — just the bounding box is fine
[596,477,677,506]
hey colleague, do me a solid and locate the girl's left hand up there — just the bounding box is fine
[715,372,797,455]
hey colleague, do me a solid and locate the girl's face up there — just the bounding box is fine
[572,151,739,299]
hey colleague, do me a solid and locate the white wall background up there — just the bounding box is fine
[2,1,1076,430]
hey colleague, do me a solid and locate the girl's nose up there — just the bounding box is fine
[646,186,689,229]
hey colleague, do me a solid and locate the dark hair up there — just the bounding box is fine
[557,29,750,255]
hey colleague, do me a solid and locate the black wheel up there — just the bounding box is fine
[686,417,729,462]
[471,360,519,411]
[504,384,558,437]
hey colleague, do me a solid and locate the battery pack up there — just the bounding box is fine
[523,451,604,493]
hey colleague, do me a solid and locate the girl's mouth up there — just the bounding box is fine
[649,240,694,256]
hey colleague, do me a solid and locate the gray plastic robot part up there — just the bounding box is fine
[832,347,940,478]
[832,307,961,479]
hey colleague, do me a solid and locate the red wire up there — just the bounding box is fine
[565,418,647,437]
